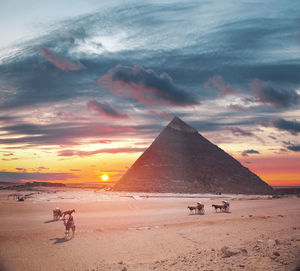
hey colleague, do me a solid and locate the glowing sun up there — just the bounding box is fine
[101,175,109,181]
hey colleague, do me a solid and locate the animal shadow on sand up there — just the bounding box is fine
[50,237,71,244]
[189,212,205,216]
[44,219,58,224]
[218,211,231,214]
[214,211,232,214]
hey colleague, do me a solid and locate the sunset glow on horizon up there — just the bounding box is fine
[0,1,299,187]
[101,175,109,182]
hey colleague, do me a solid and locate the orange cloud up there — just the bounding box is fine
[40,47,84,71]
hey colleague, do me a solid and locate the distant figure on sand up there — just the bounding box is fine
[222,201,230,212]
[63,214,75,238]
[53,207,62,220]
[197,202,205,214]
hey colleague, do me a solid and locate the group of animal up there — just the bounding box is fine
[53,207,75,220]
[52,208,76,238]
[187,201,230,215]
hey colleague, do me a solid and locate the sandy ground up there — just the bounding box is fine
[0,189,299,271]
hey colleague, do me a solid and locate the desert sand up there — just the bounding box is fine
[0,189,299,271]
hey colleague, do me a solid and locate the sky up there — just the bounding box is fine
[0,0,299,186]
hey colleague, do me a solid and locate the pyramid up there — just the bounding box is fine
[113,117,273,194]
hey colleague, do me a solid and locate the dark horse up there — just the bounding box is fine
[63,215,75,238]
[212,201,230,212]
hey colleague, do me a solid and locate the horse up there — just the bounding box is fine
[212,201,230,213]
[187,206,198,214]
[53,207,62,220]
[212,204,224,212]
[62,209,75,218]
[63,215,75,238]
[187,202,205,215]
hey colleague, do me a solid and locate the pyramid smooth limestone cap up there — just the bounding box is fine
[167,116,198,133]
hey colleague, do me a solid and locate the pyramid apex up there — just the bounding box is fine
[167,116,198,133]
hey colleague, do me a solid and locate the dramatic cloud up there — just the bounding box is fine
[287,145,300,152]
[242,149,260,156]
[16,168,27,172]
[204,75,237,97]
[0,172,76,183]
[0,122,142,147]
[2,158,18,161]
[1,1,300,113]
[99,65,198,106]
[87,100,128,119]
[40,47,84,71]
[226,126,264,144]
[59,27,87,44]
[250,79,299,108]
[282,141,300,152]
[271,118,300,135]
[56,112,90,121]
[3,152,14,157]
[226,127,254,137]
[148,110,173,120]
[97,140,112,144]
[58,147,146,157]
[37,166,49,171]
[228,104,249,113]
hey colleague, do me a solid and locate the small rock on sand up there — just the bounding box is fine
[221,246,247,257]
[137,226,150,230]
[267,239,276,247]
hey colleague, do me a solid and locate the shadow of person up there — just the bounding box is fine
[44,219,58,224]
[49,237,70,244]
